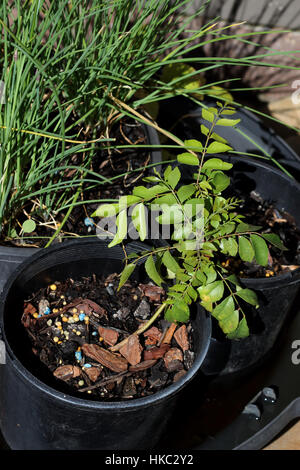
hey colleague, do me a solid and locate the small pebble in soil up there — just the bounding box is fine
[133,299,150,320]
[84,217,94,228]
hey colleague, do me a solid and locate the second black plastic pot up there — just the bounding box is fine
[195,155,300,376]
[0,239,211,450]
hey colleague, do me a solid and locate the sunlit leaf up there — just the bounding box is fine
[177,152,199,166]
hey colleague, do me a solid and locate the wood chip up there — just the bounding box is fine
[23,303,37,315]
[162,322,177,345]
[119,335,142,366]
[143,343,170,361]
[173,369,187,383]
[282,265,300,271]
[129,359,157,372]
[98,326,119,346]
[164,347,183,372]
[164,347,183,364]
[138,284,164,301]
[22,303,36,327]
[74,299,107,317]
[144,326,162,345]
[174,325,189,351]
[85,366,101,382]
[82,343,128,373]
[122,377,137,397]
[53,365,81,381]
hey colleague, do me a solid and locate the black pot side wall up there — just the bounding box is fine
[0,355,175,450]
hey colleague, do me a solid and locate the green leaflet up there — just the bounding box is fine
[235,288,259,307]
[145,255,164,286]
[211,132,228,144]
[177,184,196,203]
[203,265,217,283]
[202,158,233,171]
[198,280,224,303]
[261,233,287,251]
[212,171,230,192]
[133,184,167,200]
[92,203,119,218]
[177,152,199,166]
[131,203,147,241]
[216,118,241,127]
[250,234,269,267]
[222,237,238,256]
[227,317,249,339]
[118,263,136,290]
[219,310,239,334]
[162,250,181,274]
[154,193,177,205]
[108,210,127,248]
[166,166,181,189]
[165,300,190,323]
[119,195,142,208]
[187,285,198,302]
[236,222,262,233]
[202,108,216,123]
[206,142,233,154]
[22,219,36,233]
[226,274,241,287]
[212,295,235,320]
[238,236,255,262]
[156,205,184,224]
[200,124,209,136]
[184,139,203,152]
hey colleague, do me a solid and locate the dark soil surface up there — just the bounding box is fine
[21,273,195,401]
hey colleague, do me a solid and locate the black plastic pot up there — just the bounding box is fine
[195,155,300,376]
[0,239,211,450]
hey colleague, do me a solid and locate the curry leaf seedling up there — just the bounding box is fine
[93,103,287,339]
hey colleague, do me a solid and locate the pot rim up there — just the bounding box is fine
[224,154,300,287]
[0,239,212,412]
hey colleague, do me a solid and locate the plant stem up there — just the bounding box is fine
[110,302,167,353]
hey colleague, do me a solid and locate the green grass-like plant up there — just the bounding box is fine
[1,0,299,246]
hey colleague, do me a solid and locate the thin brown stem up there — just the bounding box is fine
[109,303,167,353]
